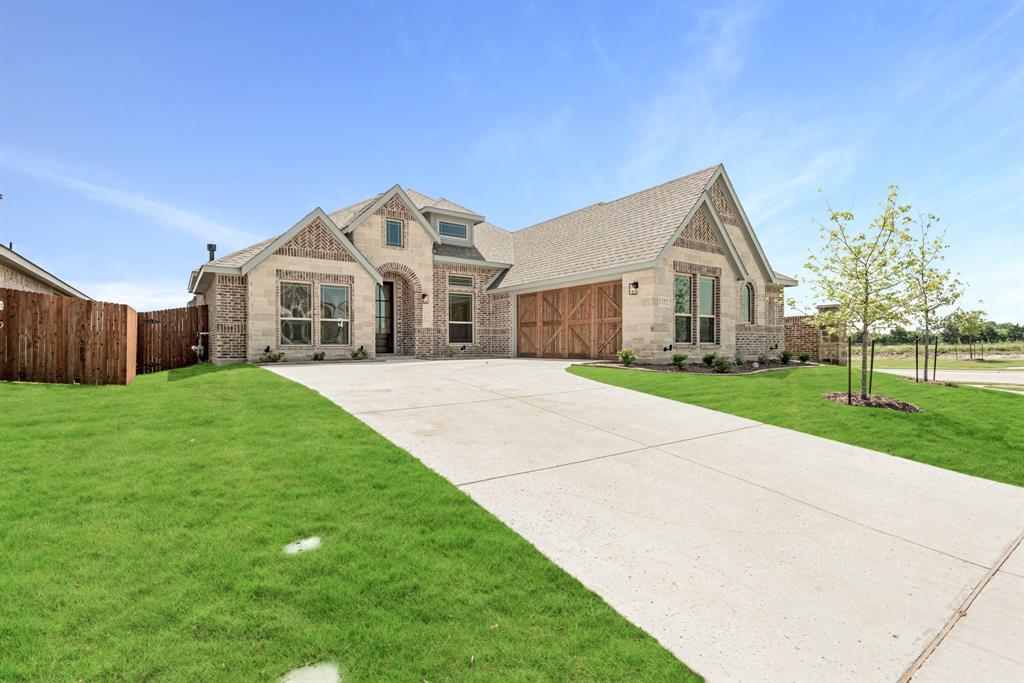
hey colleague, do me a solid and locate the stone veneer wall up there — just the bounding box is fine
[735,284,785,360]
[208,274,248,364]
[427,262,511,358]
[0,262,61,295]
[784,313,847,364]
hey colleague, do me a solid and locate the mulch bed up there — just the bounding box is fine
[588,360,812,375]
[821,392,923,413]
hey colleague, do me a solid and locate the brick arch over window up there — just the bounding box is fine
[377,262,424,355]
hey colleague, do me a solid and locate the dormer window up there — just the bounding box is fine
[438,220,468,240]
[386,219,403,247]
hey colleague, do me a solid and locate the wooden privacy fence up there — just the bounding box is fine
[136,305,208,374]
[0,288,137,385]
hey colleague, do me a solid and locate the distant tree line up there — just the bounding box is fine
[856,318,1024,345]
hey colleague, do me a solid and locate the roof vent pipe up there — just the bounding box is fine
[207,243,216,261]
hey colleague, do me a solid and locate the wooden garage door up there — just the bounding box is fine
[517,280,622,359]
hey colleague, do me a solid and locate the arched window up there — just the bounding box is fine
[741,283,754,323]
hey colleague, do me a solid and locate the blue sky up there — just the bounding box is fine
[2,1,1021,321]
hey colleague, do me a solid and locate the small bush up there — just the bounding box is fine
[757,353,769,365]
[445,345,456,358]
[779,349,793,364]
[312,351,326,361]
[618,348,637,366]
[260,351,285,363]
[671,353,688,369]
[735,354,744,366]
[712,356,734,373]
[702,352,718,367]
[351,346,369,360]
[799,352,811,364]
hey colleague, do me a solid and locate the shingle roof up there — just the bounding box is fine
[206,237,276,268]
[496,165,718,288]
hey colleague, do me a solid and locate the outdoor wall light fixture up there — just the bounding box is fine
[421,293,429,304]
[663,344,673,352]
[628,281,639,295]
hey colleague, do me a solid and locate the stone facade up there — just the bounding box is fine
[619,200,784,363]
[1,262,61,295]
[429,263,511,358]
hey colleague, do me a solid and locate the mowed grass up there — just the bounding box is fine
[0,365,697,682]
[569,364,1024,487]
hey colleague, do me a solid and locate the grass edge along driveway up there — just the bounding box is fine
[1,364,698,682]
[569,364,1023,487]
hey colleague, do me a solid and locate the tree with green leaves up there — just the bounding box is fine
[949,308,986,358]
[905,212,963,380]
[804,185,914,399]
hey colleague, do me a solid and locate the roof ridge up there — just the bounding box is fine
[209,236,275,265]
[515,164,720,234]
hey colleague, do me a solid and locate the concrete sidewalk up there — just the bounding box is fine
[270,359,1024,682]
[878,367,1024,385]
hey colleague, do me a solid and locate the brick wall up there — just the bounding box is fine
[428,263,511,359]
[0,262,61,295]
[208,274,248,364]
[784,314,847,364]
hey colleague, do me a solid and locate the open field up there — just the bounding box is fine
[0,364,696,682]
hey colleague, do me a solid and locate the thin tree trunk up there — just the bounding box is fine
[923,313,931,381]
[860,328,870,400]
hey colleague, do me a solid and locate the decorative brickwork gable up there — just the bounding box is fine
[374,195,414,222]
[674,207,724,254]
[274,218,354,262]
[708,177,737,223]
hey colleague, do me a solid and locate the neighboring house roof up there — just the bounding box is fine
[773,271,799,287]
[0,244,90,298]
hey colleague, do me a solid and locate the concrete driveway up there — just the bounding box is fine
[270,358,1024,682]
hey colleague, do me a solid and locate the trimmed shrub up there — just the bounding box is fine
[702,352,718,367]
[618,348,637,366]
[735,354,744,366]
[758,353,769,365]
[712,356,734,373]
[260,351,285,363]
[671,353,688,369]
[799,352,811,363]
[780,348,793,364]
[312,351,326,361]
[351,346,370,360]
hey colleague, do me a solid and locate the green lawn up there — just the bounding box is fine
[853,357,1021,370]
[569,365,1024,487]
[0,365,696,682]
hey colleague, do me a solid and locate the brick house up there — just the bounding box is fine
[1,243,90,298]
[188,164,797,364]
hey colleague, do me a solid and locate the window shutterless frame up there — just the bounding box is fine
[279,281,313,346]
[438,220,469,240]
[448,292,474,343]
[385,219,403,247]
[699,276,716,344]
[319,284,350,345]
[674,274,692,344]
[448,274,473,288]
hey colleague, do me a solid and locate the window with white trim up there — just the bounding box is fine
[741,282,753,323]
[448,292,473,343]
[699,276,716,343]
[320,284,350,345]
[385,219,403,247]
[448,274,473,288]
[674,275,692,343]
[438,221,468,239]
[280,282,312,345]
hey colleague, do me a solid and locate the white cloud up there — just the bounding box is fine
[5,156,259,247]
[78,279,193,311]
[474,106,572,160]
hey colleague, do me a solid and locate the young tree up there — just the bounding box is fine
[805,185,914,398]
[905,212,963,380]
[952,308,985,358]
